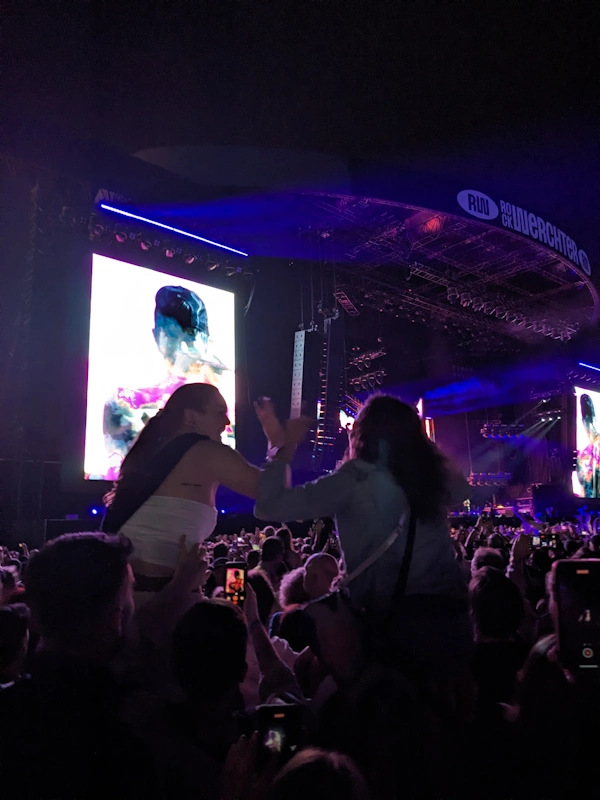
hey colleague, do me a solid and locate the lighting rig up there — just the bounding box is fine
[468,472,512,486]
[480,422,526,440]
[534,408,562,423]
[60,208,252,277]
[348,344,387,390]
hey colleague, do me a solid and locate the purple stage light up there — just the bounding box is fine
[99,204,249,257]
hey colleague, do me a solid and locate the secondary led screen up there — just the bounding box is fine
[84,254,235,480]
[572,385,600,498]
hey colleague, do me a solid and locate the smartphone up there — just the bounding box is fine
[540,533,559,549]
[224,562,247,607]
[256,704,303,761]
[555,560,600,672]
[252,544,261,551]
[531,535,541,547]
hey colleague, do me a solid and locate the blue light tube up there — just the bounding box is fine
[99,204,249,257]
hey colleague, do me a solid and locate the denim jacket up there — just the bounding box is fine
[255,458,467,612]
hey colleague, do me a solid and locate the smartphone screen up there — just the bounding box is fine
[224,563,247,607]
[252,544,260,551]
[257,704,303,761]
[555,560,600,672]
[532,536,541,547]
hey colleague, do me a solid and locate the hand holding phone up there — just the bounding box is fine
[225,562,247,607]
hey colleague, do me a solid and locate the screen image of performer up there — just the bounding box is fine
[576,393,600,498]
[225,569,245,605]
[103,285,231,479]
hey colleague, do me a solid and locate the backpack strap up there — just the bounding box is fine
[102,433,209,533]
[391,509,416,604]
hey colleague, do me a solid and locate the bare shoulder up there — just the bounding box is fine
[187,439,247,466]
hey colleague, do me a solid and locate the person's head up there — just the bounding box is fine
[279,567,310,608]
[213,542,229,561]
[153,285,210,371]
[209,557,228,590]
[0,603,30,682]
[565,540,580,557]
[469,566,524,640]
[172,599,247,705]
[269,749,370,800]
[24,533,134,660]
[487,532,506,551]
[263,526,276,539]
[276,527,295,552]
[471,546,505,576]
[247,570,276,624]
[304,553,339,600]
[261,536,284,567]
[581,393,597,439]
[0,568,17,605]
[104,383,230,517]
[349,394,451,521]
[247,550,260,570]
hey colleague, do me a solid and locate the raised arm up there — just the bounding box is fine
[255,458,354,522]
[208,442,262,498]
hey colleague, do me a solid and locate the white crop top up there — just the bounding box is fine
[121,495,218,570]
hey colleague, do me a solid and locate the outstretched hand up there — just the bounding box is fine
[254,397,286,449]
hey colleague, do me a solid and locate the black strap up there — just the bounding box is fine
[102,433,209,533]
[391,510,417,605]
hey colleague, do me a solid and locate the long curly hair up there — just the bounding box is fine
[103,383,217,519]
[349,394,451,522]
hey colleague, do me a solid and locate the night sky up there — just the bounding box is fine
[4,0,597,171]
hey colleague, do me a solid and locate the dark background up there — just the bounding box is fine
[0,0,598,534]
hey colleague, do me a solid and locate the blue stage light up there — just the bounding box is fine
[89,506,102,517]
[99,204,249,257]
[579,362,600,374]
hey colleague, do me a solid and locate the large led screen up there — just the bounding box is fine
[84,254,235,480]
[572,385,600,498]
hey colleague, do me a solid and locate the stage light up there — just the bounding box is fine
[207,261,220,271]
[115,231,127,243]
[184,254,197,264]
[472,298,484,311]
[495,307,507,319]
[579,362,600,373]
[460,292,472,307]
[164,248,175,258]
[99,203,249,257]
[225,267,238,277]
[447,287,459,303]
[140,240,152,251]
[483,302,495,314]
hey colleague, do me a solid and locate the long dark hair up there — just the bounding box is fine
[349,394,451,521]
[104,383,217,511]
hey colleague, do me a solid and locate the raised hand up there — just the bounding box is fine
[254,396,286,448]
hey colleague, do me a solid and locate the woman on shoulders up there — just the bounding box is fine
[104,383,280,586]
[253,394,471,674]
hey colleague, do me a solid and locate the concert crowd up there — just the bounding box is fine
[1,395,600,799]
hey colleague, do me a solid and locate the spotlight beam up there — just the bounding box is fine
[99,204,249,257]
